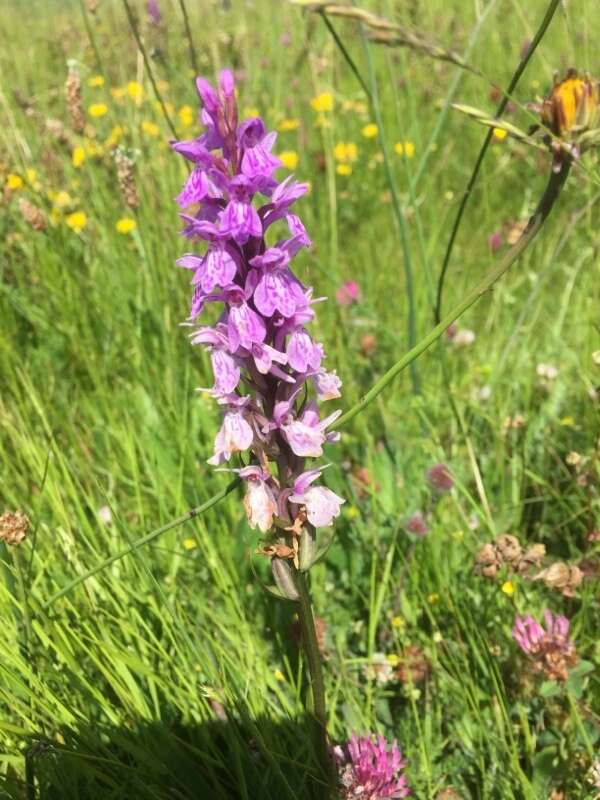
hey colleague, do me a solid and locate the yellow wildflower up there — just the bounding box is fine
[179,104,194,128]
[345,504,359,520]
[111,86,126,101]
[54,191,72,208]
[391,616,405,629]
[25,168,37,184]
[278,150,299,170]
[559,416,575,427]
[6,173,23,190]
[386,654,399,667]
[88,103,108,118]
[501,581,515,597]
[87,75,105,88]
[278,118,300,132]
[493,127,507,141]
[243,106,259,119]
[274,669,285,682]
[141,120,160,137]
[427,593,439,605]
[333,142,358,163]
[115,217,136,234]
[336,164,352,176]
[182,537,197,551]
[85,141,104,158]
[395,141,415,158]
[127,81,144,102]
[362,123,378,138]
[72,146,86,168]
[310,92,333,113]
[65,211,87,233]
[105,125,124,149]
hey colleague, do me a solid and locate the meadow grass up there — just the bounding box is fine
[0,0,599,797]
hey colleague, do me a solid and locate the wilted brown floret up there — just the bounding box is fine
[533,562,583,597]
[65,64,85,135]
[474,534,545,578]
[360,333,378,357]
[0,510,30,546]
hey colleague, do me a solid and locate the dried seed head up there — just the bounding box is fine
[517,543,546,573]
[0,510,30,546]
[45,117,74,148]
[495,534,522,564]
[534,562,583,596]
[18,198,46,231]
[114,148,140,209]
[65,62,85,135]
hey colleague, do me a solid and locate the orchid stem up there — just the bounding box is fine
[295,569,332,795]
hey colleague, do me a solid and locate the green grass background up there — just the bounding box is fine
[0,0,599,797]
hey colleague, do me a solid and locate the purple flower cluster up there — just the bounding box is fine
[172,71,344,544]
[332,734,411,798]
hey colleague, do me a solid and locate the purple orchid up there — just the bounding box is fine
[173,70,344,563]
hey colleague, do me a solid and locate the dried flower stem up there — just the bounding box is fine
[434,0,562,323]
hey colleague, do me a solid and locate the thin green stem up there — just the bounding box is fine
[295,569,331,795]
[177,0,199,75]
[337,158,571,428]
[42,478,240,610]
[434,0,562,323]
[121,0,178,140]
[78,0,104,74]
[358,26,420,394]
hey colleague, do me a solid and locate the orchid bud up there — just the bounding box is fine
[271,557,299,601]
[298,525,316,572]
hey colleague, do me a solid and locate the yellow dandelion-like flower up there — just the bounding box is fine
[278,118,300,132]
[115,217,136,234]
[345,504,359,520]
[54,191,72,208]
[427,593,439,605]
[111,86,126,101]
[362,123,378,138]
[336,164,352,176]
[155,100,174,117]
[274,669,285,682]
[178,104,194,128]
[493,127,508,141]
[559,416,575,427]
[386,654,399,667]
[72,145,86,168]
[141,120,160,137]
[243,106,260,119]
[25,168,37,184]
[395,141,415,158]
[391,616,405,629]
[88,75,105,88]
[278,150,299,170]
[501,581,515,597]
[183,537,197,551]
[127,81,144,102]
[65,210,87,233]
[6,173,24,190]
[88,103,108,118]
[85,140,104,158]
[333,142,358,163]
[310,92,333,113]
[541,69,600,137]
[105,125,124,149]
